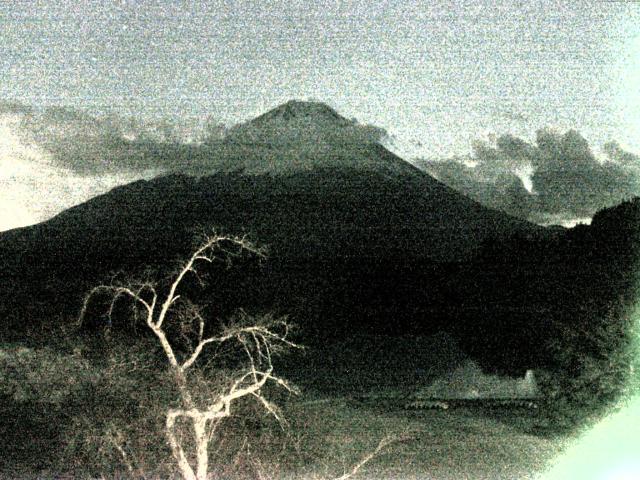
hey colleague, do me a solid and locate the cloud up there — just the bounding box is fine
[0,101,223,177]
[494,108,530,123]
[0,102,201,230]
[417,129,640,226]
[603,140,640,167]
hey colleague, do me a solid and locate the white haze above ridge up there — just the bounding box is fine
[1,101,639,232]
[0,104,166,231]
[411,129,640,227]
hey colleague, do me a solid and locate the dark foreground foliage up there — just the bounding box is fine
[0,182,638,470]
[0,327,323,479]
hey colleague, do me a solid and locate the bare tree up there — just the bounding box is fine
[80,233,299,480]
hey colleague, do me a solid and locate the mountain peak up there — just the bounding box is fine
[224,100,357,146]
[213,100,403,175]
[251,100,348,126]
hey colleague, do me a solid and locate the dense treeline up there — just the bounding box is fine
[0,171,638,434]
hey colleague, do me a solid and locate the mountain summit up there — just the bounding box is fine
[248,100,349,126]
[212,100,394,174]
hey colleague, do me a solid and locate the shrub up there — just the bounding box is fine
[535,302,637,435]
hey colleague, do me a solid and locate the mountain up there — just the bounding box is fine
[231,100,353,134]
[0,101,550,341]
[225,100,381,149]
[161,100,416,175]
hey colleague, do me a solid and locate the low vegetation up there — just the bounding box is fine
[0,233,414,479]
[535,302,639,435]
[0,334,569,479]
[0,228,635,478]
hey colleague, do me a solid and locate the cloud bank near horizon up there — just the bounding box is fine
[416,129,640,226]
[0,100,224,176]
[0,101,390,230]
[0,101,184,230]
[1,100,639,231]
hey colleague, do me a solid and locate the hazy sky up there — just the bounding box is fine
[1,1,639,231]
[2,0,639,156]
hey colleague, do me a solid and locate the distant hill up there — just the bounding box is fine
[1,103,637,436]
[3,101,627,369]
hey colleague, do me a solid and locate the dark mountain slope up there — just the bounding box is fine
[0,168,542,333]
[0,100,548,344]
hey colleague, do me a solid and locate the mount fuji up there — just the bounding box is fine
[0,100,550,341]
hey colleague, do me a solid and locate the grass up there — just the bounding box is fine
[0,332,573,479]
[278,395,568,480]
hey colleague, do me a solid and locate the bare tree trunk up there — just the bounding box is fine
[80,234,296,480]
[166,411,197,480]
[193,415,209,480]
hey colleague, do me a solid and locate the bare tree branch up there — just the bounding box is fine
[333,434,410,480]
[107,428,136,477]
[80,232,296,480]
